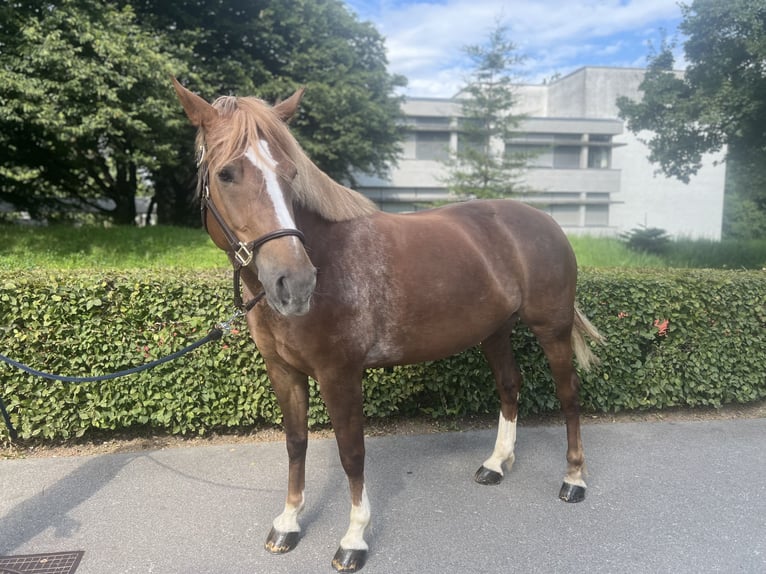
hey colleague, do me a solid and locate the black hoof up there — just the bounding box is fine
[264,527,300,554]
[474,465,503,485]
[332,547,368,572]
[559,481,586,503]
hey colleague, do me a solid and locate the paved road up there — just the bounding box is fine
[1,417,764,573]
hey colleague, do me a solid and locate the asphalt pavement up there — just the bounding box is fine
[1,417,764,573]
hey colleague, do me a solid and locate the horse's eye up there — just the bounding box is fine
[218,167,235,183]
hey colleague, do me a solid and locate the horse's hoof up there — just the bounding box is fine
[559,481,586,503]
[264,527,300,554]
[474,465,503,485]
[332,547,368,572]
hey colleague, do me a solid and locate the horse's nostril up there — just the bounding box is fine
[276,275,296,307]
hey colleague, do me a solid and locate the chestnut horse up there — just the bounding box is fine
[173,79,603,573]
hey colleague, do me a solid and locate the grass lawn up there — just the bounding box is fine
[570,235,766,269]
[1,225,764,270]
[567,236,665,268]
[0,225,225,270]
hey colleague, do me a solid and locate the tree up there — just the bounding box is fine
[443,22,527,200]
[616,0,766,236]
[0,0,405,226]
[0,0,189,224]
[129,0,406,225]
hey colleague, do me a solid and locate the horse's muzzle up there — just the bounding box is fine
[260,263,317,316]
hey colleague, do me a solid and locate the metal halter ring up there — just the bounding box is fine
[234,242,254,267]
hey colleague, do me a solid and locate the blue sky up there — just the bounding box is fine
[343,0,685,97]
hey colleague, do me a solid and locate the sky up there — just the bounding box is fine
[343,0,686,98]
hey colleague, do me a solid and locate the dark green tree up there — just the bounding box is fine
[0,0,190,224]
[616,0,766,237]
[1,0,405,226]
[129,0,406,225]
[443,22,527,200]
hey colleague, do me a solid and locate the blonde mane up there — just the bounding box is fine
[196,96,378,222]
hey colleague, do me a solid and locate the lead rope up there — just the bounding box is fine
[0,310,249,442]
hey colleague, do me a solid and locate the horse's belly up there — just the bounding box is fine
[365,303,512,367]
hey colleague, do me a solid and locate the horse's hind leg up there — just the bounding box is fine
[475,318,523,486]
[535,329,587,503]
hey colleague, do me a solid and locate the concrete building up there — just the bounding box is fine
[356,67,726,239]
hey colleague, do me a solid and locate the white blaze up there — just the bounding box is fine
[245,140,297,230]
[482,412,518,475]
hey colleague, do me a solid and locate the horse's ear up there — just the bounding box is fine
[171,77,217,127]
[273,87,305,122]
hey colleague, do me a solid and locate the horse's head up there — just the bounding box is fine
[173,78,316,316]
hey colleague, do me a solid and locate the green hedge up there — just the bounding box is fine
[1,269,765,440]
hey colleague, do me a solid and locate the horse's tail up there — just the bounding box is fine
[571,306,605,372]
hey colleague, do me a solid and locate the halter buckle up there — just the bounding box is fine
[234,242,254,267]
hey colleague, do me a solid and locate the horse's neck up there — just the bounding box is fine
[293,158,378,223]
[293,204,333,243]
[301,161,348,196]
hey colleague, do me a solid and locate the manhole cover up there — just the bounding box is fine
[0,552,83,574]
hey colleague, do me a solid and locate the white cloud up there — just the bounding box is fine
[345,0,684,97]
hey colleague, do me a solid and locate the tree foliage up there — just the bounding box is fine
[130,0,405,224]
[616,0,766,236]
[0,0,189,224]
[443,23,527,200]
[0,0,405,225]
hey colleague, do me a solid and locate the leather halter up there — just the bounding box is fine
[198,148,306,311]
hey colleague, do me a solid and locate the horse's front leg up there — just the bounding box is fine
[319,370,370,573]
[261,357,310,554]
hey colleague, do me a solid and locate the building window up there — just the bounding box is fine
[415,132,450,161]
[505,144,553,167]
[456,118,488,156]
[553,146,581,168]
[507,133,586,169]
[410,116,452,130]
[512,133,582,143]
[549,204,581,226]
[585,192,610,226]
[587,146,611,169]
[585,204,609,226]
[534,193,583,226]
[457,133,488,156]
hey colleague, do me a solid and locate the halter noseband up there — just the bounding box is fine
[198,147,306,311]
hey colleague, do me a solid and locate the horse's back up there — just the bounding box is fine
[396,199,577,285]
[397,199,579,327]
